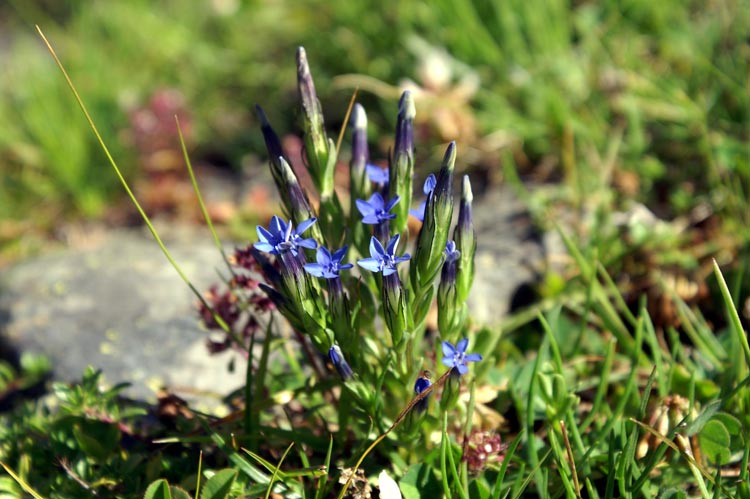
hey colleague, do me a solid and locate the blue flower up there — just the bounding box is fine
[254,216,318,256]
[304,246,353,279]
[329,345,354,380]
[366,163,389,186]
[357,235,410,276]
[356,193,400,225]
[444,240,460,263]
[409,174,437,222]
[441,338,482,375]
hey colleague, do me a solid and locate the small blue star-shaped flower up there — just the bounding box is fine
[366,163,389,186]
[409,174,437,222]
[357,235,411,276]
[254,216,317,256]
[441,338,482,375]
[304,246,353,279]
[356,193,400,225]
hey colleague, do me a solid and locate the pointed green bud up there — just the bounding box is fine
[437,241,460,335]
[297,46,334,197]
[439,368,462,411]
[350,103,371,205]
[383,273,409,349]
[454,175,476,304]
[412,142,455,290]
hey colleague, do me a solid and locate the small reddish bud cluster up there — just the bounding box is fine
[198,247,275,354]
[463,431,509,476]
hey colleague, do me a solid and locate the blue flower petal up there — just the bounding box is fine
[456,338,469,353]
[270,216,286,236]
[366,163,389,184]
[385,195,400,212]
[369,237,386,258]
[356,198,376,216]
[362,214,381,224]
[442,341,457,357]
[316,247,332,265]
[357,258,383,273]
[394,254,411,264]
[297,237,318,250]
[254,241,276,253]
[304,263,327,277]
[423,174,437,194]
[256,225,274,243]
[409,201,427,222]
[441,357,455,368]
[386,234,401,255]
[457,363,469,375]
[332,246,348,262]
[465,353,483,362]
[339,263,353,270]
[296,217,317,235]
[367,193,386,209]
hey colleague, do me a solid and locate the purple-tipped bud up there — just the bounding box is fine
[256,105,286,166]
[256,107,320,236]
[297,47,333,197]
[438,240,461,334]
[393,91,415,162]
[413,370,432,413]
[328,345,354,380]
[389,90,416,234]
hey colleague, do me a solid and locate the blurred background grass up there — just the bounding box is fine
[0,0,747,263]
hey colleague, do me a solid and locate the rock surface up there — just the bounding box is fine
[0,186,544,409]
[0,224,247,412]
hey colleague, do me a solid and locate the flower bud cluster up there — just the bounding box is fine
[200,47,484,442]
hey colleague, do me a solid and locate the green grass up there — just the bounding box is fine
[0,0,749,497]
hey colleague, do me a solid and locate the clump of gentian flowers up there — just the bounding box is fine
[199,47,483,469]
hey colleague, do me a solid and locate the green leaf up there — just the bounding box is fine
[201,469,237,499]
[399,463,441,499]
[699,419,731,465]
[468,479,491,499]
[143,479,171,499]
[170,486,192,499]
[685,399,721,437]
[659,488,687,499]
[72,419,121,462]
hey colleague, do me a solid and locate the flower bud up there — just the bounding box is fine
[439,367,462,411]
[257,106,311,219]
[437,241,460,335]
[297,46,334,197]
[382,272,409,349]
[413,370,432,413]
[328,344,354,380]
[350,103,370,202]
[412,142,455,289]
[389,91,415,234]
[454,175,476,304]
[279,157,324,243]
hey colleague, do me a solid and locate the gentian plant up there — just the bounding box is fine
[198,47,483,495]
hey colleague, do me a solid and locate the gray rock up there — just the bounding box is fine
[469,186,544,326]
[0,224,248,412]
